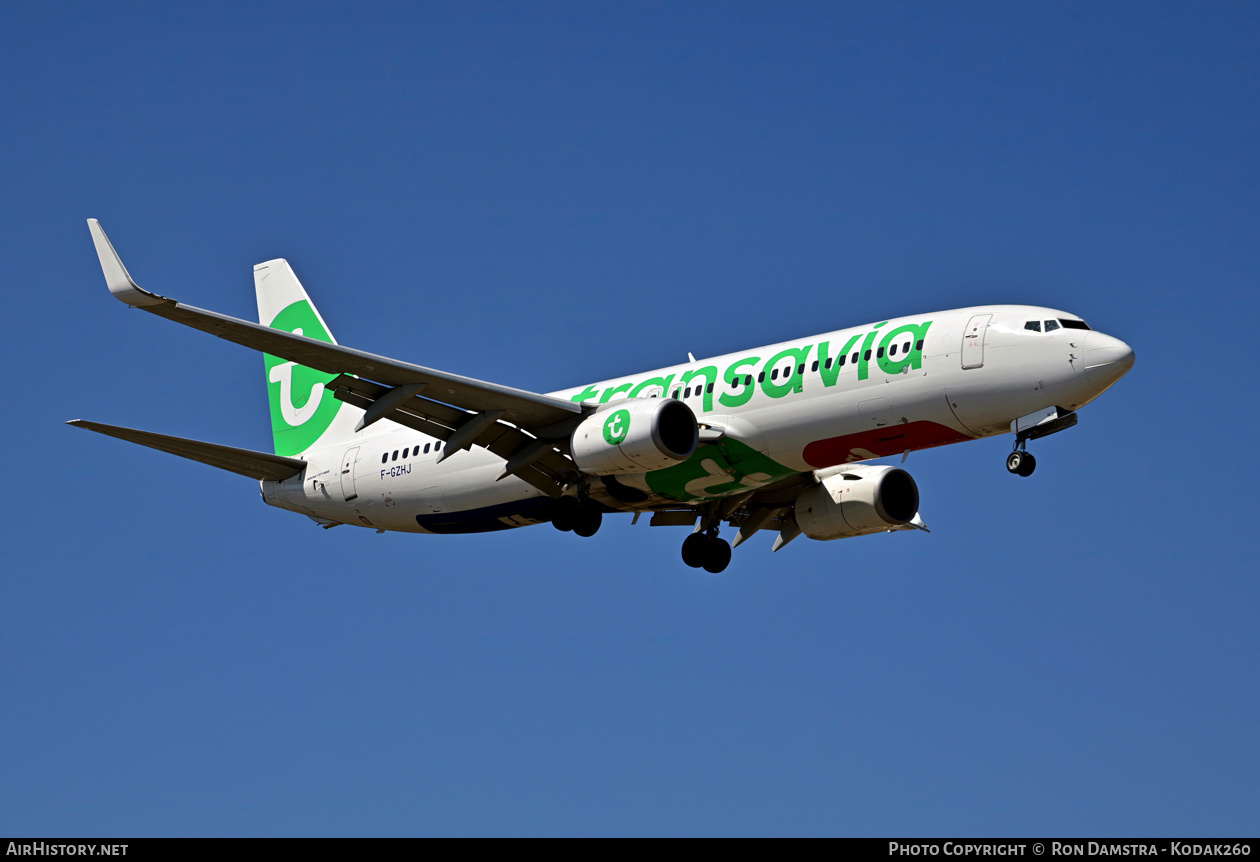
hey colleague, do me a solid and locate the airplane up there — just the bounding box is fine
[71,219,1135,573]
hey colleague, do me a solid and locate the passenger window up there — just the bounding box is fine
[745,375,752,385]
[1024,320,1042,332]
[381,453,388,464]
[1044,320,1061,332]
[684,387,691,397]
[876,347,884,359]
[403,447,409,458]
[915,340,923,351]
[838,355,846,367]
[811,360,819,372]
[890,344,898,356]
[391,450,398,461]
[424,443,431,454]
[904,342,911,354]
[706,382,714,394]
[771,369,779,381]
[863,350,871,361]
[851,352,859,364]
[758,372,765,383]
[731,380,740,390]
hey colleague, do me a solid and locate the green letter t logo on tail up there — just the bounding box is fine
[263,300,341,457]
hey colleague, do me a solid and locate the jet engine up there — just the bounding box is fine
[570,398,699,476]
[794,464,920,541]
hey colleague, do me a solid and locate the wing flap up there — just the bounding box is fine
[68,420,307,481]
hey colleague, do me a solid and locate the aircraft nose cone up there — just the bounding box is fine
[1082,332,1135,393]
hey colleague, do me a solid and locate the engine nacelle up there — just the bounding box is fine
[571,398,698,476]
[794,464,920,541]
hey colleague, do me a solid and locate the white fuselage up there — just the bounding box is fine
[261,305,1133,533]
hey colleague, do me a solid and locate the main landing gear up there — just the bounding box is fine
[681,530,732,574]
[552,495,602,537]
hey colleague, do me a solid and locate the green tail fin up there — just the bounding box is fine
[255,260,348,457]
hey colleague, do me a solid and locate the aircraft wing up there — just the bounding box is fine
[87,219,583,431]
[68,420,307,481]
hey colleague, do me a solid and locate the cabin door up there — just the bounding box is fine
[340,446,360,501]
[961,314,992,370]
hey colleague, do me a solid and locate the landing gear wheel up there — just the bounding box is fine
[682,533,732,572]
[701,538,732,574]
[552,496,581,532]
[1006,451,1026,475]
[573,507,602,537]
[1016,452,1036,477]
[681,532,708,568]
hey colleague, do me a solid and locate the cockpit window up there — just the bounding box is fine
[1059,319,1091,330]
[1043,320,1061,332]
[1024,321,1042,332]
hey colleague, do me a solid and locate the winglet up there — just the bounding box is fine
[87,219,168,307]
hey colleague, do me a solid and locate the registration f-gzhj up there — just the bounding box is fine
[73,220,1134,573]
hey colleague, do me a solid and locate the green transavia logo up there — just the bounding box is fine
[603,409,631,445]
[570,320,935,412]
[263,300,341,457]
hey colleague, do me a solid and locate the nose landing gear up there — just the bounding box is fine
[1006,448,1037,477]
[681,529,732,573]
[1006,408,1079,478]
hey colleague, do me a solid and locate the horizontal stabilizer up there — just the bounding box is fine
[67,420,307,481]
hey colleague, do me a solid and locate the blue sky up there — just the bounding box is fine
[1,1,1257,836]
